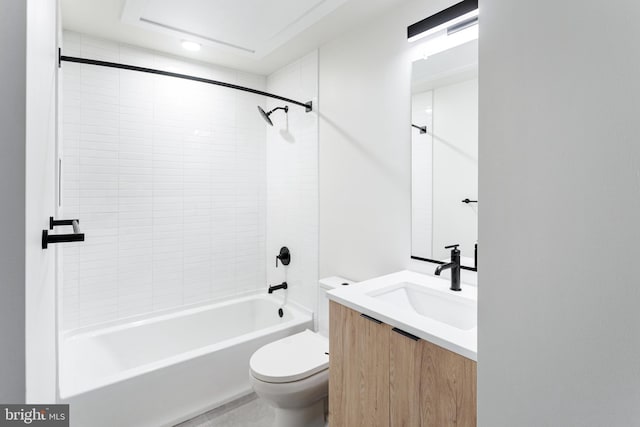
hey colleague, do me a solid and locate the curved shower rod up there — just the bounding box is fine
[58,50,313,113]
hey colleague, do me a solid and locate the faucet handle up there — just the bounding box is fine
[445,244,461,258]
[276,246,291,267]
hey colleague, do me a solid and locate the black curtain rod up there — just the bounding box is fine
[58,51,313,112]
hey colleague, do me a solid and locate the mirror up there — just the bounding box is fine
[411,38,478,268]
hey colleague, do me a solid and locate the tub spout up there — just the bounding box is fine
[268,282,288,294]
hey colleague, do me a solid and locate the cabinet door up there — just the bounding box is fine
[390,328,423,426]
[390,328,477,427]
[329,301,390,427]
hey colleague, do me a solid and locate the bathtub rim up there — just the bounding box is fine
[60,289,311,338]
[58,291,313,399]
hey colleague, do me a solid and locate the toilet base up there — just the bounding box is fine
[273,399,325,427]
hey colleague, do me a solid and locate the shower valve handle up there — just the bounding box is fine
[276,246,291,267]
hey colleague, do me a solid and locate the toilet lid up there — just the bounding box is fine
[250,330,329,383]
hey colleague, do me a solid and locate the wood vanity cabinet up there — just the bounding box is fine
[329,301,477,427]
[329,299,391,427]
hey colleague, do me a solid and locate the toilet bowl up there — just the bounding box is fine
[249,329,329,427]
[250,276,351,427]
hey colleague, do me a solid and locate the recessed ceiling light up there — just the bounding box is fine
[181,40,201,52]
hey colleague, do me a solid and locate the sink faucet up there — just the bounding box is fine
[434,244,461,291]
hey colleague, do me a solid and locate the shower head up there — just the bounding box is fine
[258,106,273,126]
[257,105,289,126]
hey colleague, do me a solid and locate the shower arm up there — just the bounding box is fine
[412,124,427,134]
[268,106,288,115]
[58,50,313,113]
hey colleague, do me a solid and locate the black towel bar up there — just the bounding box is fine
[42,217,85,249]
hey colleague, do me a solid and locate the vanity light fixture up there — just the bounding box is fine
[181,40,201,51]
[408,0,478,60]
[407,0,478,43]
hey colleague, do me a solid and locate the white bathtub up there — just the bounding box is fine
[58,293,312,427]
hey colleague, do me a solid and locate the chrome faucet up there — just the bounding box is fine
[434,244,462,291]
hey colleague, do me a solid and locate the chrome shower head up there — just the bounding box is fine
[257,105,288,126]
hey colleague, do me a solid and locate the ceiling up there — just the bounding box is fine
[61,0,406,75]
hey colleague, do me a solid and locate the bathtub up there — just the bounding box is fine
[58,292,312,427]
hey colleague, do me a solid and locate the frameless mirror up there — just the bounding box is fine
[410,38,478,268]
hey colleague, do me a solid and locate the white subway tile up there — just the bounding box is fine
[61,33,321,331]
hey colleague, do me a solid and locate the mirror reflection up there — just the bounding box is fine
[411,39,478,267]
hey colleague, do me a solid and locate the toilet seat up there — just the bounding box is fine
[250,330,329,383]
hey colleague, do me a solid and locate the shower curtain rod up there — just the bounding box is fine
[58,50,313,112]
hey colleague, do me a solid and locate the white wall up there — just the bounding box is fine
[265,51,319,311]
[479,1,640,425]
[318,0,455,281]
[0,0,27,403]
[61,32,267,329]
[25,0,59,403]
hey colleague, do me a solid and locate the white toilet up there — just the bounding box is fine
[249,277,349,427]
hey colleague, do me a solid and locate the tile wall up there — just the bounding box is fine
[60,32,268,329]
[265,51,319,313]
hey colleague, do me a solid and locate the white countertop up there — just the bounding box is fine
[327,270,477,361]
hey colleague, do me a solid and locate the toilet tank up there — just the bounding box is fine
[317,276,352,337]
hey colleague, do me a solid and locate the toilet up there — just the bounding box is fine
[249,277,350,427]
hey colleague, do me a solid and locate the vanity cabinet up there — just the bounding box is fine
[329,301,476,427]
[329,300,391,427]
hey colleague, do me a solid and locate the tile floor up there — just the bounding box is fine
[175,393,275,427]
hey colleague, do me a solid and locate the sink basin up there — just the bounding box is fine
[328,270,478,360]
[368,282,477,330]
